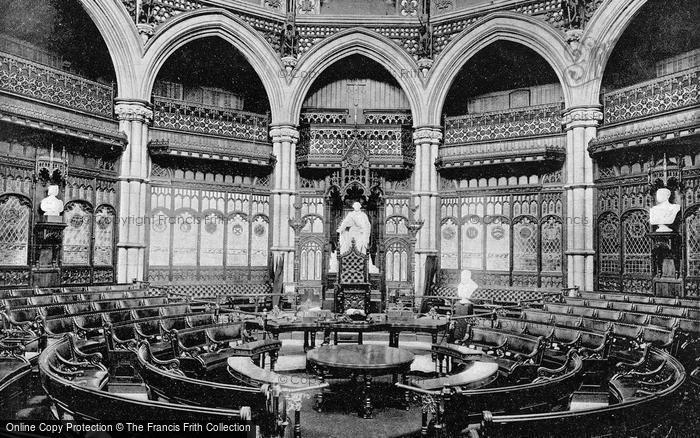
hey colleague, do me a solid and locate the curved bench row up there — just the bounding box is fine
[479,348,686,438]
[38,335,257,427]
[398,347,584,435]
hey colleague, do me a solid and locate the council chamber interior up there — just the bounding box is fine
[0,0,698,436]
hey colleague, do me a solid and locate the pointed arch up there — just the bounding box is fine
[141,9,285,120]
[426,12,574,125]
[78,0,142,97]
[286,28,426,127]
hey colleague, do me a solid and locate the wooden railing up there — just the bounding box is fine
[602,66,700,125]
[443,102,564,145]
[0,51,114,118]
[152,96,270,143]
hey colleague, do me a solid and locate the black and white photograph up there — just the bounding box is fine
[0,0,698,436]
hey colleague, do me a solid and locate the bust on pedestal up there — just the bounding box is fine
[34,185,67,287]
[649,188,680,233]
[455,269,478,316]
[648,188,683,296]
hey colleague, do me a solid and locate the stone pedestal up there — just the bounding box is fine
[649,231,683,297]
[33,216,67,287]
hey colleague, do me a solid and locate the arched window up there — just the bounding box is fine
[0,194,31,266]
[226,213,249,266]
[385,241,408,282]
[300,240,322,281]
[250,215,269,266]
[440,218,458,269]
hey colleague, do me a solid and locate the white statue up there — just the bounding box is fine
[329,250,338,273]
[337,202,371,254]
[649,188,680,232]
[457,269,478,304]
[40,185,64,216]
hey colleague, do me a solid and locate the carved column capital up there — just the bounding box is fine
[269,125,299,143]
[562,106,603,130]
[413,126,443,144]
[114,99,153,123]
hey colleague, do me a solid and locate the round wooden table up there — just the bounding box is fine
[306,344,415,418]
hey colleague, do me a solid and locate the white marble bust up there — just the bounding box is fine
[457,269,478,304]
[649,188,680,232]
[40,185,64,216]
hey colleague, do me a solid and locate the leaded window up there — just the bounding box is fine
[541,216,563,272]
[300,240,322,281]
[0,195,30,265]
[687,209,700,277]
[385,241,408,282]
[622,210,651,274]
[598,212,621,274]
[513,216,538,272]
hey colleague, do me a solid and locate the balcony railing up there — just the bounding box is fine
[152,96,270,143]
[0,51,114,118]
[297,124,414,168]
[603,66,699,125]
[443,102,564,145]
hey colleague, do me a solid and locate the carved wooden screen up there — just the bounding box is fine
[148,170,270,284]
[621,210,652,293]
[438,176,564,288]
[0,194,30,266]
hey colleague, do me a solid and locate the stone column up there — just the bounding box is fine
[562,107,602,292]
[269,125,299,284]
[114,99,152,283]
[412,127,442,297]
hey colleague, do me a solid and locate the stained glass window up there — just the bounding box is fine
[0,195,30,266]
[541,217,562,272]
[513,217,538,272]
[63,202,93,265]
[93,205,115,266]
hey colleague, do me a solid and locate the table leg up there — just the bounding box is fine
[310,331,316,349]
[431,333,438,362]
[357,332,363,345]
[323,328,331,345]
[361,374,373,419]
[402,374,410,410]
[303,331,309,352]
[314,369,326,412]
[334,332,338,345]
[273,332,279,341]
